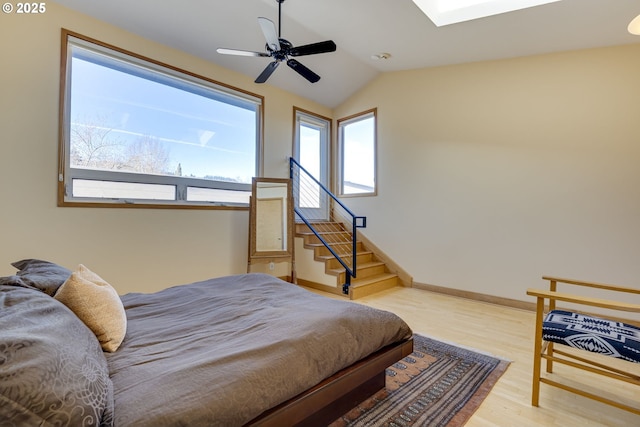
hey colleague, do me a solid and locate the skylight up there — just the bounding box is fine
[412,0,562,27]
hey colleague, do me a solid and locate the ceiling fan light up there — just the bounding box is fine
[629,14,640,35]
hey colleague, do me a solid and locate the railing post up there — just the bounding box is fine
[289,157,294,180]
[342,273,351,295]
[352,219,357,282]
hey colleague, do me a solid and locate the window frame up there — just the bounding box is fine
[58,29,264,210]
[293,107,331,189]
[336,108,378,197]
[292,107,332,220]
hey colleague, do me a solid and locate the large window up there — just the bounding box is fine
[59,30,263,208]
[337,109,377,196]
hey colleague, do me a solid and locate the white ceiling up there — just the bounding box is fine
[53,0,640,108]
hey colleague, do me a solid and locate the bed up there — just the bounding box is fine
[0,259,413,427]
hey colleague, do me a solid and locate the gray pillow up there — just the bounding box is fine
[0,259,72,296]
[0,285,114,426]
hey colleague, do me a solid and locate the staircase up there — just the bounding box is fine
[295,221,399,299]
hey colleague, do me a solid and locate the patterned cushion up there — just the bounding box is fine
[543,310,640,363]
[0,285,114,426]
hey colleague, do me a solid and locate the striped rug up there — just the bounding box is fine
[329,334,510,427]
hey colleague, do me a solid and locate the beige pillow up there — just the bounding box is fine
[54,264,127,352]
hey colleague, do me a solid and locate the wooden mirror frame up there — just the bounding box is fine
[248,178,295,280]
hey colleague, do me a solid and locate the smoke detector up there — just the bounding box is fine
[371,52,391,60]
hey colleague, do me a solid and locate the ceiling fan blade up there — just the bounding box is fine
[258,17,281,52]
[217,48,271,58]
[286,59,320,83]
[255,61,280,84]
[289,40,337,57]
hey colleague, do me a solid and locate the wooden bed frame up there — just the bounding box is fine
[246,337,414,427]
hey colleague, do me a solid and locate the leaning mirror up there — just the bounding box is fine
[248,178,294,280]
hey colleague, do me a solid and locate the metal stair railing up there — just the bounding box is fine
[290,157,366,294]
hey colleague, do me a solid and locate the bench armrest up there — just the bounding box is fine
[541,276,640,295]
[526,288,640,313]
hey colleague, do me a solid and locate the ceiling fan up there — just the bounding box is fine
[216,0,337,84]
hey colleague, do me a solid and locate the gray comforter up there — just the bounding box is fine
[106,273,412,427]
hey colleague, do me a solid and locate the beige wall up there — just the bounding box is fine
[2,3,639,303]
[0,3,330,293]
[335,44,640,301]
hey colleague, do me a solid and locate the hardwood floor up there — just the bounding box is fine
[306,286,640,427]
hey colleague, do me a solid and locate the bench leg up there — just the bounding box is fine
[532,297,545,407]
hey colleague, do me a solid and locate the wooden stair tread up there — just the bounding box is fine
[349,273,399,299]
[297,231,352,243]
[304,241,361,248]
[327,261,386,275]
[350,273,398,287]
[316,249,372,258]
[297,231,347,235]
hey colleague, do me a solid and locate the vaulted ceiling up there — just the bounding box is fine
[53,0,640,108]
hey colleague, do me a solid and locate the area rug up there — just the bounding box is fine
[329,334,510,427]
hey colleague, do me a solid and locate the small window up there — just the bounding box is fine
[337,109,377,196]
[58,30,263,208]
